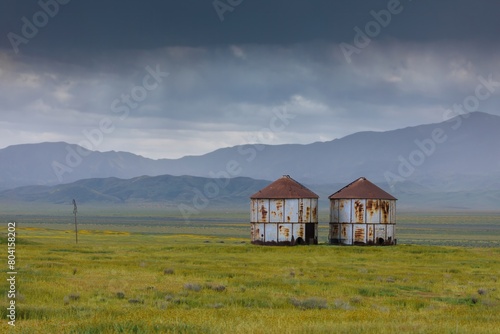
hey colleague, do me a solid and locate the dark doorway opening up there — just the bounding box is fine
[305,224,316,245]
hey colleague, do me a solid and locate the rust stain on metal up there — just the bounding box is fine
[275,200,283,221]
[251,223,318,246]
[329,224,340,244]
[333,225,339,236]
[354,200,364,223]
[249,176,321,246]
[250,223,263,241]
[298,224,304,238]
[354,227,365,243]
[279,225,290,239]
[366,199,379,218]
[381,200,389,224]
[341,225,347,239]
[260,205,268,222]
[298,201,304,222]
[250,175,319,199]
[329,177,397,200]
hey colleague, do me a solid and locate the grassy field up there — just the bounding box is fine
[0,206,499,333]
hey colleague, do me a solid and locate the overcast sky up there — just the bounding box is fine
[1,0,500,159]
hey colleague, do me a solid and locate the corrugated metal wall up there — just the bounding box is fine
[329,199,396,245]
[251,198,318,245]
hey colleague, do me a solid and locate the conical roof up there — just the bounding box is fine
[250,175,319,199]
[329,177,397,200]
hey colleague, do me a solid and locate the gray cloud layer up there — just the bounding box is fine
[1,1,499,158]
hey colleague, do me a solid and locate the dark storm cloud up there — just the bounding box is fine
[1,1,500,159]
[2,0,500,54]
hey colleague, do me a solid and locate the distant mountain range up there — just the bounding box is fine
[0,172,497,211]
[0,175,270,208]
[1,112,499,210]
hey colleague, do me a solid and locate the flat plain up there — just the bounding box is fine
[0,205,499,333]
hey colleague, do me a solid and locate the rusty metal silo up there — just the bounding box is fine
[250,175,319,245]
[329,177,397,246]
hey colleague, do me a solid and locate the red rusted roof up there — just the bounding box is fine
[250,175,319,199]
[329,177,397,200]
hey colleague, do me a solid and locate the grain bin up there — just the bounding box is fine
[250,175,319,245]
[329,177,397,245]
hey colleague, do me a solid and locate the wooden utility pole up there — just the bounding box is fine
[72,199,78,244]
